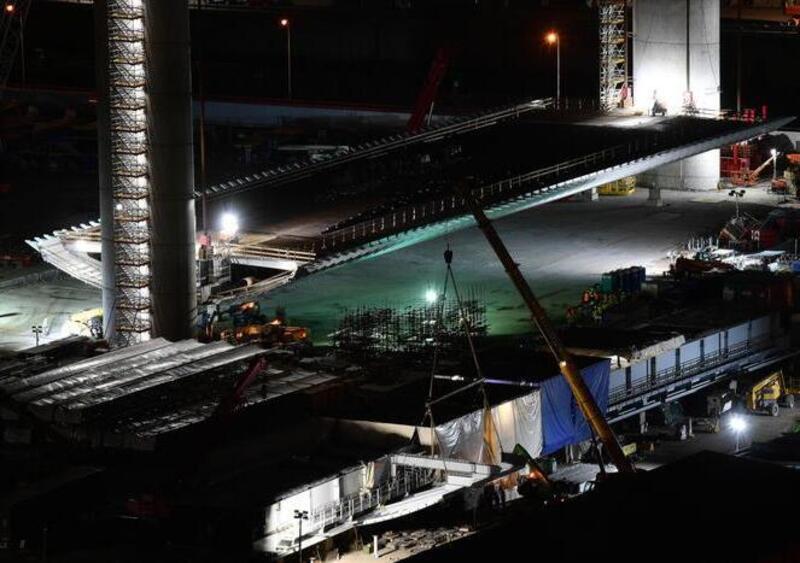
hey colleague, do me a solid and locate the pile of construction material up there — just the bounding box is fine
[566,267,646,325]
[331,297,487,356]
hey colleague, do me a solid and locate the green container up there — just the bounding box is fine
[600,272,614,293]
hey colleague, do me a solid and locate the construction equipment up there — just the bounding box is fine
[463,187,635,474]
[742,370,794,417]
[220,319,308,346]
[731,150,778,187]
[406,45,458,132]
[204,300,308,346]
[598,176,636,196]
[214,355,267,419]
[786,1,800,25]
[773,153,800,195]
[685,387,736,433]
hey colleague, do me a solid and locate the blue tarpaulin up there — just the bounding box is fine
[541,359,610,454]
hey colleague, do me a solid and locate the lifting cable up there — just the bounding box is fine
[419,244,504,461]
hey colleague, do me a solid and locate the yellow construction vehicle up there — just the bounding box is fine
[743,370,794,417]
[598,176,636,196]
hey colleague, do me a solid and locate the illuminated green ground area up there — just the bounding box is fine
[0,189,776,351]
[265,189,774,343]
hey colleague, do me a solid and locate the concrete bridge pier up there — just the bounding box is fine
[633,0,721,192]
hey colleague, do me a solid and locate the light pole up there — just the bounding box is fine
[293,509,308,563]
[545,31,560,106]
[729,414,747,453]
[280,18,292,99]
[771,148,779,183]
[5,2,24,86]
[31,325,42,347]
[728,189,745,219]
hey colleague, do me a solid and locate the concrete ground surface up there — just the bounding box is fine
[0,186,783,351]
[636,407,799,468]
[267,187,780,342]
[0,274,100,354]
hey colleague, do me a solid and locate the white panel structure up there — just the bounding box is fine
[630,361,648,386]
[634,0,721,191]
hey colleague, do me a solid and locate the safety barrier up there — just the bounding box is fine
[309,467,434,529]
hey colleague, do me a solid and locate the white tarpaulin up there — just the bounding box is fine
[434,389,542,463]
[493,393,542,459]
[435,409,486,463]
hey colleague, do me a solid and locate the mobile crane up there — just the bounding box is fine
[463,187,635,474]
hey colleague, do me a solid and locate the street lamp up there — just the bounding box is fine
[545,31,560,106]
[771,148,779,183]
[280,18,292,99]
[5,2,24,86]
[31,325,42,347]
[728,189,745,219]
[425,288,438,304]
[729,414,748,452]
[293,509,308,562]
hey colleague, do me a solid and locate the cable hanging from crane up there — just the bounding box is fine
[419,244,503,466]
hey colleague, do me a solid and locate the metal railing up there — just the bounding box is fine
[608,336,774,405]
[308,467,434,530]
[202,99,555,200]
[210,270,296,301]
[311,120,725,254]
[228,242,316,264]
[313,112,786,260]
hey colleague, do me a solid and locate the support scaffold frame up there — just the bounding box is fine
[108,0,150,345]
[598,0,628,112]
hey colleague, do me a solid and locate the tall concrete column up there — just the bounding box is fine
[144,0,197,341]
[633,0,721,191]
[94,0,116,341]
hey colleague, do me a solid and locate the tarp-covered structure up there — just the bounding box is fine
[541,359,610,455]
[434,389,543,463]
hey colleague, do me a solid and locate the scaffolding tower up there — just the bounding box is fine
[108,0,151,345]
[0,0,31,89]
[333,295,487,357]
[598,0,628,112]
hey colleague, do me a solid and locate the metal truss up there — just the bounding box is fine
[108,0,150,345]
[0,0,31,89]
[598,0,628,112]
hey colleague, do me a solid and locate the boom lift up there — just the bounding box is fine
[732,150,779,187]
[743,370,794,417]
[463,188,635,474]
